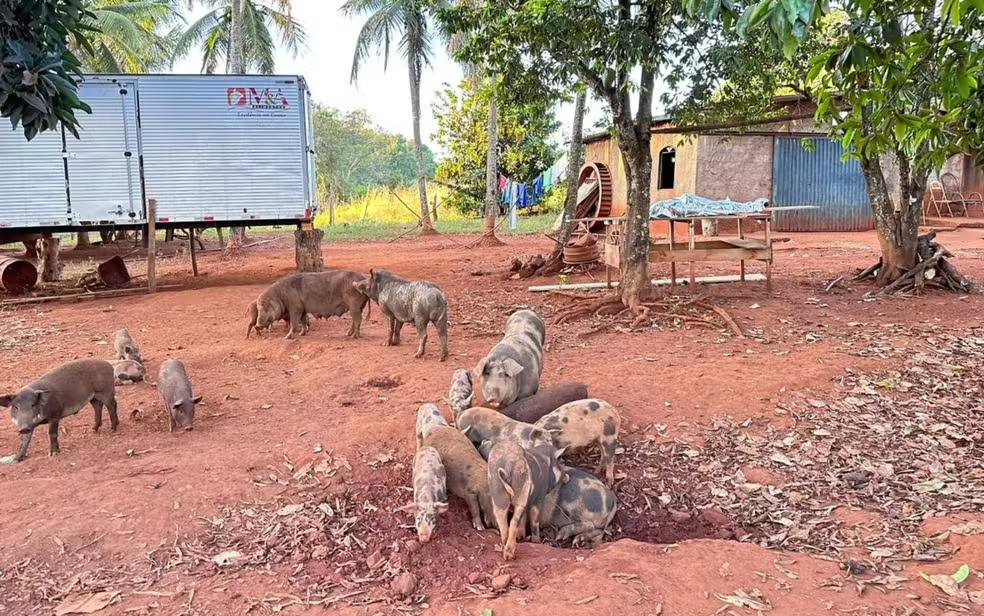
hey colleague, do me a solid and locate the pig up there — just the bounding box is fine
[113,329,143,363]
[487,440,566,560]
[0,359,118,461]
[540,467,617,547]
[421,426,495,531]
[247,270,370,340]
[355,269,448,360]
[157,359,202,432]
[415,403,449,449]
[448,369,474,423]
[455,407,551,452]
[498,381,590,424]
[110,359,146,384]
[474,310,545,409]
[535,399,621,485]
[412,446,448,544]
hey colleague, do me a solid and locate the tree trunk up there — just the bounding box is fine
[226,0,248,249]
[294,228,324,272]
[37,236,61,282]
[408,56,434,233]
[227,226,247,251]
[618,144,653,308]
[860,154,921,285]
[477,87,504,247]
[75,231,91,250]
[550,87,587,263]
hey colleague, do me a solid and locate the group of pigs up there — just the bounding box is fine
[412,309,621,561]
[0,329,203,462]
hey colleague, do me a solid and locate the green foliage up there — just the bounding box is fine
[77,0,184,73]
[432,76,559,216]
[0,0,93,140]
[175,0,306,74]
[340,0,446,83]
[313,106,436,202]
[683,0,828,59]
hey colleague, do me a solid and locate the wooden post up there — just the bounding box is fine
[216,226,225,248]
[765,216,773,293]
[189,227,199,277]
[738,218,746,283]
[37,233,61,282]
[668,221,677,288]
[147,198,157,293]
[688,220,696,289]
[329,188,336,226]
[294,225,324,272]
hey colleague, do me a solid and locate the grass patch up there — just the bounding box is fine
[321,214,558,243]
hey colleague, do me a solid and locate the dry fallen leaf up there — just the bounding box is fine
[212,550,242,567]
[920,572,961,597]
[55,592,121,615]
[277,504,304,516]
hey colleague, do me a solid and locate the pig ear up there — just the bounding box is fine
[0,394,12,407]
[192,395,203,404]
[369,268,374,278]
[435,502,449,514]
[460,425,472,436]
[394,502,416,513]
[473,357,488,378]
[502,358,524,377]
[554,446,567,459]
[172,398,184,408]
[33,390,50,405]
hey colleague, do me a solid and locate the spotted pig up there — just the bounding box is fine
[541,466,617,546]
[412,446,448,544]
[415,403,449,449]
[535,399,620,485]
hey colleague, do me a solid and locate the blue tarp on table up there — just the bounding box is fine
[649,194,768,219]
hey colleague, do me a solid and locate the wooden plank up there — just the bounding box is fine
[528,274,768,293]
[649,247,773,262]
[147,198,157,293]
[738,218,746,283]
[688,220,696,288]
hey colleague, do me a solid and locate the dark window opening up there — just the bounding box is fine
[657,147,676,190]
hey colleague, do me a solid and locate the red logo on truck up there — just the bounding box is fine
[226,87,289,110]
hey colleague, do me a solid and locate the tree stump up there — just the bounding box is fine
[294,228,324,272]
[701,219,719,237]
[37,236,61,282]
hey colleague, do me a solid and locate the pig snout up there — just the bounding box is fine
[183,425,193,432]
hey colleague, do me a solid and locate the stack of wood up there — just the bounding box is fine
[855,231,972,296]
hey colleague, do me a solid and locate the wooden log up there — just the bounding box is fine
[37,235,61,282]
[147,198,157,293]
[189,227,199,277]
[294,228,324,272]
[854,258,882,281]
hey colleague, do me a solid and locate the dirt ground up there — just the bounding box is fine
[1,227,983,616]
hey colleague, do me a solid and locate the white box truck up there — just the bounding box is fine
[0,74,316,232]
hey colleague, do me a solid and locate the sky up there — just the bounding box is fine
[170,0,610,155]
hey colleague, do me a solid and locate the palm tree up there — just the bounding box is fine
[176,0,305,249]
[174,0,306,75]
[340,0,442,234]
[77,0,184,73]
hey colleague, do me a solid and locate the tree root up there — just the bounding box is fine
[863,232,973,298]
[629,305,650,329]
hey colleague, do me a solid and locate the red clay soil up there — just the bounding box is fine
[1,229,983,615]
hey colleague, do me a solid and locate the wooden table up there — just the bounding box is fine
[600,212,774,292]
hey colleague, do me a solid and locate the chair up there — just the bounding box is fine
[925,179,961,217]
[942,172,983,217]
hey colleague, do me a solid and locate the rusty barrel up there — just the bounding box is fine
[0,257,38,294]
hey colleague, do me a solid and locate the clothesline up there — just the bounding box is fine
[498,154,568,211]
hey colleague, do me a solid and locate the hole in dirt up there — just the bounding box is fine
[363,376,403,389]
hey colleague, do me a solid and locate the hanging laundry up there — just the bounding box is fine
[543,169,552,191]
[532,176,544,203]
[498,175,507,193]
[501,179,512,204]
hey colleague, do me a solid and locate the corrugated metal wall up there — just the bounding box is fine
[67,80,143,224]
[137,75,310,223]
[0,128,69,227]
[772,137,874,231]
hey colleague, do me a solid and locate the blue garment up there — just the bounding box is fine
[501,179,512,204]
[517,183,529,209]
[531,176,544,204]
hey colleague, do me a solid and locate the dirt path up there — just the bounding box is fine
[1,229,983,615]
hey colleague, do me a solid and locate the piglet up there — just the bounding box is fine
[113,329,143,363]
[455,407,550,451]
[448,369,474,423]
[412,446,448,543]
[110,359,146,385]
[421,426,495,531]
[487,440,566,561]
[498,381,589,424]
[415,403,448,449]
[535,399,621,485]
[541,466,617,546]
[0,359,118,461]
[157,359,202,432]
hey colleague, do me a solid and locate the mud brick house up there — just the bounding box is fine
[582,96,982,233]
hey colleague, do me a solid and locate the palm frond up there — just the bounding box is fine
[172,8,223,67]
[347,0,403,83]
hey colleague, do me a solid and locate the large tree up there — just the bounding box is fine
[77,0,183,73]
[686,0,984,285]
[432,76,559,217]
[1,0,93,140]
[341,0,445,234]
[446,1,708,308]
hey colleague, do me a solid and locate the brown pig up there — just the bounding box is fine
[540,466,617,546]
[421,426,495,531]
[0,359,118,461]
[415,403,448,449]
[157,359,202,432]
[487,440,566,561]
[247,270,369,340]
[412,446,448,544]
[498,381,589,424]
[535,399,621,485]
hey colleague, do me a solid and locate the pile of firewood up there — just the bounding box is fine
[855,231,972,296]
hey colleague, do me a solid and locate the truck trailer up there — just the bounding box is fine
[0,74,317,233]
